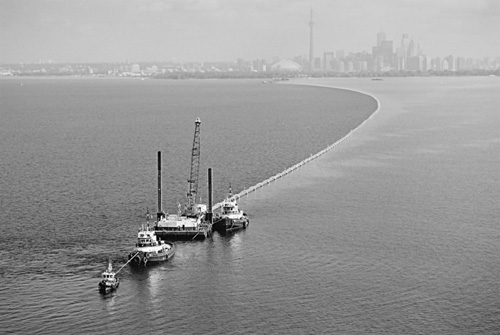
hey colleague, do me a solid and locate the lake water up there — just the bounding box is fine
[0,76,498,334]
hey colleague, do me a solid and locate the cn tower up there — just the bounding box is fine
[309,9,314,70]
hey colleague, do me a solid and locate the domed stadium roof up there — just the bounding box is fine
[270,60,302,71]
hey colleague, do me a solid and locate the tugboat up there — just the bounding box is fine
[98,262,120,293]
[213,185,249,232]
[128,222,175,265]
[128,224,175,266]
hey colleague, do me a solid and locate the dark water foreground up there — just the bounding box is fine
[0,77,498,334]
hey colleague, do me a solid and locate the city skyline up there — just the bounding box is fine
[1,0,499,64]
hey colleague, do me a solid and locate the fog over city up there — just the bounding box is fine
[1,0,499,64]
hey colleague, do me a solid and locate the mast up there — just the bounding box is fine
[186,118,201,216]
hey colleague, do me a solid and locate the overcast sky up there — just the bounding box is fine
[1,0,499,64]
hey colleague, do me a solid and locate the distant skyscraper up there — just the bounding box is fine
[457,57,466,70]
[408,39,417,57]
[381,40,394,68]
[435,57,442,71]
[324,52,334,70]
[309,9,314,70]
[401,34,411,53]
[397,34,412,70]
[417,42,423,56]
[377,31,386,46]
[445,55,455,71]
[372,31,394,71]
[442,59,450,71]
[347,61,354,72]
[338,61,345,73]
[408,56,425,71]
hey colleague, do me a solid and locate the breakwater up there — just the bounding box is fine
[213,84,381,210]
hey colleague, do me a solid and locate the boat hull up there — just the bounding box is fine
[128,242,175,266]
[213,217,249,233]
[154,227,212,240]
[154,215,212,241]
[98,280,119,293]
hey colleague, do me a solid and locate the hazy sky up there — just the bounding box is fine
[1,0,499,64]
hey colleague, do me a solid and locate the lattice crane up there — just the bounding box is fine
[185,117,201,216]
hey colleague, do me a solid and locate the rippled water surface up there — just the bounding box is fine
[0,76,498,334]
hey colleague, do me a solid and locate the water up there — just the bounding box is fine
[0,76,499,334]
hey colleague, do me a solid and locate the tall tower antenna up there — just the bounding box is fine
[309,8,314,71]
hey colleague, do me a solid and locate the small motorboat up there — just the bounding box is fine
[98,262,120,293]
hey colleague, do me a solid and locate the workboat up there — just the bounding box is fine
[213,186,249,232]
[98,262,120,293]
[128,225,175,266]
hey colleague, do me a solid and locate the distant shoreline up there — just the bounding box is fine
[1,68,498,80]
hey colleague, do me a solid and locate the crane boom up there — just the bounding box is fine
[186,117,201,216]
